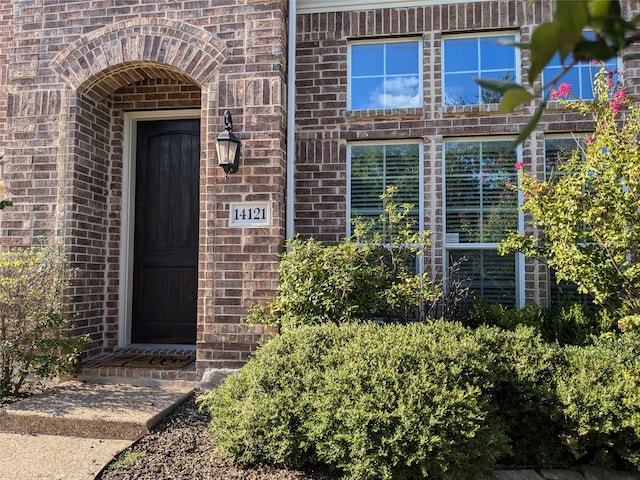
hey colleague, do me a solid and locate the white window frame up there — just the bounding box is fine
[442,31,520,107]
[348,38,423,111]
[442,136,524,307]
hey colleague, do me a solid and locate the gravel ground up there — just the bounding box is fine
[95,392,338,480]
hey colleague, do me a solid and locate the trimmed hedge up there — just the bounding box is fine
[199,322,640,479]
[201,322,564,479]
[460,300,617,345]
[557,335,640,469]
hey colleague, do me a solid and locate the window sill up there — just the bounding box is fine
[441,103,507,116]
[346,108,424,120]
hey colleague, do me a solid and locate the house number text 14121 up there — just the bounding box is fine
[229,202,270,226]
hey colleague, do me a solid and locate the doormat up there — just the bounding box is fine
[98,353,195,369]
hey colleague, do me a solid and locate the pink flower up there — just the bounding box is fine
[584,136,595,145]
[612,100,622,112]
[557,83,571,98]
[550,90,558,100]
[514,161,524,170]
[615,89,627,101]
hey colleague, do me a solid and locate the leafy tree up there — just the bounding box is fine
[477,0,640,144]
[499,65,640,333]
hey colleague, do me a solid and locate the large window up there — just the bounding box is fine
[443,33,517,106]
[542,33,620,100]
[349,39,422,110]
[348,142,422,235]
[444,139,522,306]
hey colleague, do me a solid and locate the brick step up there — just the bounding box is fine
[80,347,199,388]
[0,381,192,440]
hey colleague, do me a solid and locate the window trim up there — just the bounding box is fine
[347,37,424,111]
[346,139,425,237]
[442,136,525,307]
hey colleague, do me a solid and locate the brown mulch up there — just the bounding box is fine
[0,381,49,407]
[95,392,338,480]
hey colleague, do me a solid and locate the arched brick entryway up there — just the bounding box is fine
[48,18,227,358]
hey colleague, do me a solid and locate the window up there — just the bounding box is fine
[444,139,522,306]
[443,33,517,106]
[544,136,594,307]
[348,141,423,234]
[544,136,579,177]
[349,39,422,110]
[542,33,620,100]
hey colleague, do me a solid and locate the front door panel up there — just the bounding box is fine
[132,119,200,344]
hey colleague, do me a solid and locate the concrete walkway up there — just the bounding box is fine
[0,381,192,480]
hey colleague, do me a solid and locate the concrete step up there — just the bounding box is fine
[0,381,193,440]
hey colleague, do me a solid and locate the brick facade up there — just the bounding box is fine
[0,0,287,376]
[0,0,639,378]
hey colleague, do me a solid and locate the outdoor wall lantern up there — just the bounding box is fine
[216,110,241,176]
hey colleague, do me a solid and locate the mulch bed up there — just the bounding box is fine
[95,391,338,480]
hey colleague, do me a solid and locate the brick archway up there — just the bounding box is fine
[51,17,228,93]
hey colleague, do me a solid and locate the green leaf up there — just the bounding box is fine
[475,78,525,94]
[513,100,547,147]
[587,0,611,19]
[500,88,535,113]
[529,23,561,85]
[573,39,617,61]
[556,0,589,36]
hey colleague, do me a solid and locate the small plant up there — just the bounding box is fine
[248,187,440,329]
[0,244,86,397]
[106,450,147,471]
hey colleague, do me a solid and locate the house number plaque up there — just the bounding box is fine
[229,202,270,227]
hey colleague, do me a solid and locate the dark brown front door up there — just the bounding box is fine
[132,119,200,344]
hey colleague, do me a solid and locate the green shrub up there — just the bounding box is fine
[459,300,616,345]
[201,322,552,480]
[478,326,569,466]
[542,303,617,345]
[556,334,640,469]
[307,322,509,480]
[198,323,354,467]
[248,188,440,329]
[0,244,86,397]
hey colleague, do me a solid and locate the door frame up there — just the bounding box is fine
[118,109,201,348]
